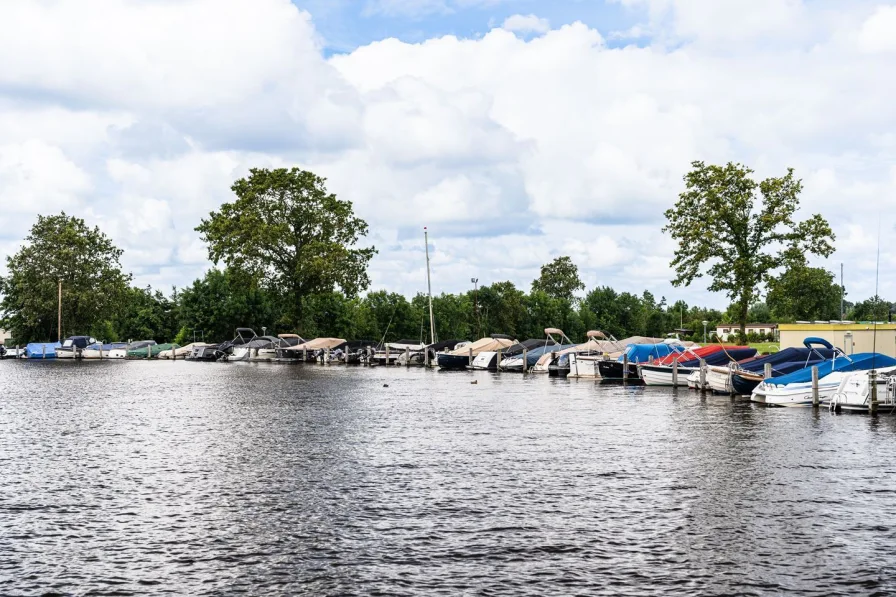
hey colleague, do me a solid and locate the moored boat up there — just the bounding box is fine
[437,335,516,370]
[752,352,896,407]
[82,342,129,359]
[24,341,62,359]
[56,336,97,359]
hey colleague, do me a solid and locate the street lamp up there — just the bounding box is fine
[702,320,709,344]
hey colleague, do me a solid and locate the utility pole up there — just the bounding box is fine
[840,262,844,321]
[471,277,480,338]
[57,280,62,342]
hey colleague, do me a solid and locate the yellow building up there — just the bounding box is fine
[779,323,896,358]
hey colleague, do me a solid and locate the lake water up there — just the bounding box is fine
[2,360,896,595]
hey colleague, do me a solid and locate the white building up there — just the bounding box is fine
[715,323,778,341]
[0,329,10,345]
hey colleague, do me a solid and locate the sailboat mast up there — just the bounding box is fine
[424,227,436,344]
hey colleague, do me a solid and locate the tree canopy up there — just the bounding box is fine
[0,213,131,344]
[766,265,842,322]
[531,256,584,302]
[196,168,376,330]
[663,161,835,336]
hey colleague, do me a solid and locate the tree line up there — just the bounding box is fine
[0,163,888,346]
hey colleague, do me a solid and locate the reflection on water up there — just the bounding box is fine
[2,361,896,595]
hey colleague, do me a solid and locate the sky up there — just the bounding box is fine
[1,0,895,309]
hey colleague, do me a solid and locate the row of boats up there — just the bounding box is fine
[4,328,895,413]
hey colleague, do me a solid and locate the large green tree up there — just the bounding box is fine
[0,213,131,343]
[196,168,376,330]
[177,268,277,342]
[766,265,842,322]
[663,161,835,336]
[531,256,585,302]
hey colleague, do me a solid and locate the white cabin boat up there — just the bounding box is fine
[829,368,896,413]
[639,363,697,387]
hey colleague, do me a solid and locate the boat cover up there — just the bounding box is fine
[618,343,685,364]
[283,337,348,351]
[445,336,516,356]
[426,339,467,352]
[24,342,62,358]
[764,352,896,385]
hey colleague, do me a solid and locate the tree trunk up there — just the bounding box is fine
[739,301,749,343]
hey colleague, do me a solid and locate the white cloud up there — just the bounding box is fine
[858,5,896,52]
[502,14,551,34]
[1,0,895,307]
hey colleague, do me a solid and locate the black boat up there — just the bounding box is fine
[597,360,642,382]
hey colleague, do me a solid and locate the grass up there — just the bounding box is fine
[749,342,780,354]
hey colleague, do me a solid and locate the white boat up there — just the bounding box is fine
[502,328,575,373]
[158,343,210,359]
[82,342,128,359]
[687,370,710,390]
[705,364,735,394]
[829,368,896,413]
[639,363,697,387]
[567,353,606,378]
[751,353,896,407]
[109,340,156,359]
[57,336,97,359]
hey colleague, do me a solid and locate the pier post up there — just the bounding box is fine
[811,366,819,407]
[303,348,307,362]
[406,347,410,367]
[42,344,46,359]
[672,359,678,386]
[425,348,430,368]
[699,359,707,392]
[870,370,879,414]
[496,349,502,372]
[623,353,629,382]
[764,363,772,380]
[386,345,390,365]
[522,348,528,373]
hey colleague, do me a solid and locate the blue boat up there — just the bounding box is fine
[24,342,62,359]
[728,338,837,394]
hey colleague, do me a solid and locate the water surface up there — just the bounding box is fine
[2,361,896,595]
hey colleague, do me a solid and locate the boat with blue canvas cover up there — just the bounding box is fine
[706,337,837,395]
[24,341,62,359]
[751,352,896,406]
[597,341,687,382]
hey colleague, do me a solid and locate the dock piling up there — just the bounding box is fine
[623,353,629,382]
[699,359,706,392]
[811,366,820,407]
[870,370,879,414]
[672,359,678,387]
[522,348,528,373]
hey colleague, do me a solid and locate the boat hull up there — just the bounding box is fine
[639,364,696,387]
[567,354,602,378]
[438,353,471,370]
[596,360,641,382]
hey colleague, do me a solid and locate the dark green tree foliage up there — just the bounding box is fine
[178,268,276,342]
[766,265,842,322]
[0,213,131,344]
[849,296,893,322]
[531,256,585,301]
[196,168,376,330]
[663,161,835,337]
[114,286,179,343]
